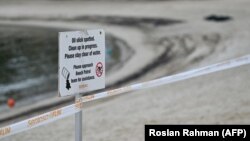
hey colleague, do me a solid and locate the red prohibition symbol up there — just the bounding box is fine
[96,62,103,77]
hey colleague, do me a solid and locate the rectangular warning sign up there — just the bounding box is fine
[58,29,105,97]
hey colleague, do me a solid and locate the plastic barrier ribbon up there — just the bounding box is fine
[1,54,250,139]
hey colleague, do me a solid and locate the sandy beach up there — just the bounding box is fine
[0,0,250,140]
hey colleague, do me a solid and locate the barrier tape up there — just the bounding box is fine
[1,54,250,139]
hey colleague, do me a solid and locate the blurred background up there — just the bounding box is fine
[0,0,250,141]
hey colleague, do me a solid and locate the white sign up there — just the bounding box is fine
[58,29,105,97]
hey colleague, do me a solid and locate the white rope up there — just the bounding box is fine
[1,54,250,139]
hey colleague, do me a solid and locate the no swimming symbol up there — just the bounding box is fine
[96,62,103,77]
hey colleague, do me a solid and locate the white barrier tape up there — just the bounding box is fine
[79,54,250,103]
[1,54,250,139]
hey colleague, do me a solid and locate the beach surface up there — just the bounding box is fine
[0,0,250,140]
